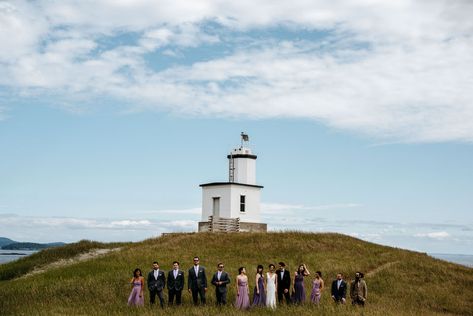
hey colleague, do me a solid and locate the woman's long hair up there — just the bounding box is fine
[256,264,264,276]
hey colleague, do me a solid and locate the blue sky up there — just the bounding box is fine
[1,1,472,254]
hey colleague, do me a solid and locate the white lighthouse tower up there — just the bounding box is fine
[198,133,267,232]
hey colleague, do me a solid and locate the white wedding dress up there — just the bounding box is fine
[266,272,277,309]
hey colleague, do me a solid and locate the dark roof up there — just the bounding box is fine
[226,154,257,159]
[199,182,264,188]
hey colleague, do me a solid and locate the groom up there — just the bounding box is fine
[276,262,292,304]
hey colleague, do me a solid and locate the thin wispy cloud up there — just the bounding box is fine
[1,1,472,142]
[415,231,451,240]
[0,106,8,121]
[261,202,361,214]
[138,207,201,215]
[1,211,472,254]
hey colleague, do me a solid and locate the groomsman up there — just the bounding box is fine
[188,256,208,305]
[147,261,166,308]
[211,262,231,305]
[276,262,292,304]
[331,273,347,304]
[167,261,185,306]
[350,272,367,306]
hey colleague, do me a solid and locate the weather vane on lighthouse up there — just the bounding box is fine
[240,132,249,148]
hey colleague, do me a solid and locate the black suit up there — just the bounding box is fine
[147,269,166,307]
[211,271,231,305]
[331,279,347,303]
[167,269,184,305]
[276,269,291,304]
[188,265,208,305]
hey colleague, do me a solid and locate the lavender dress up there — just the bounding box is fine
[252,274,266,306]
[127,279,144,306]
[235,277,250,310]
[294,273,306,303]
[310,279,322,304]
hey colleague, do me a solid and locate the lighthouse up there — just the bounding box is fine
[198,133,267,232]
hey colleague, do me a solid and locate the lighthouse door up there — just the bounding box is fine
[212,197,220,218]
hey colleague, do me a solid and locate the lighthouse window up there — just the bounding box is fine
[240,195,246,212]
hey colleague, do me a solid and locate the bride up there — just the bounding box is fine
[265,263,277,309]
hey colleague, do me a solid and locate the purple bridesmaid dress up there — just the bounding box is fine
[310,279,322,304]
[252,274,266,306]
[235,277,250,309]
[294,273,306,304]
[127,279,144,306]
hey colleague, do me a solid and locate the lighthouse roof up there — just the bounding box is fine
[227,147,257,159]
[199,182,263,188]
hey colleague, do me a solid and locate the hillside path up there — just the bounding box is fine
[366,261,400,277]
[20,248,121,279]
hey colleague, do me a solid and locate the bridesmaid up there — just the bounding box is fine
[235,267,250,310]
[293,263,310,304]
[265,264,277,309]
[310,271,324,304]
[252,265,266,307]
[127,268,144,306]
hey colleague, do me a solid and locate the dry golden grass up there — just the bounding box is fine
[1,232,472,315]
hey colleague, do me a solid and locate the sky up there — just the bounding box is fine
[0,0,472,254]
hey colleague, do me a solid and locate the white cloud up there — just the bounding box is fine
[415,231,451,240]
[1,213,472,253]
[1,1,473,142]
[261,202,361,214]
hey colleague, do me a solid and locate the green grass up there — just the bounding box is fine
[0,232,472,315]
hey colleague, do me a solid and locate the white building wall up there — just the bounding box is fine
[201,186,232,221]
[202,184,261,222]
[233,158,256,185]
[229,185,260,222]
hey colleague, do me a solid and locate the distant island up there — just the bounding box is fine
[0,237,65,251]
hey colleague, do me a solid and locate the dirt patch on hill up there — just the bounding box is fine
[20,248,121,279]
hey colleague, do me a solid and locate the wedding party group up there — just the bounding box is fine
[127,256,368,309]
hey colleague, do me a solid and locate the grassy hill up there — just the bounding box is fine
[0,232,472,315]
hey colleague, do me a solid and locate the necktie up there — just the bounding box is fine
[174,270,177,279]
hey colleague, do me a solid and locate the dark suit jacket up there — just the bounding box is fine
[147,269,166,291]
[331,279,347,299]
[210,271,230,293]
[167,269,185,291]
[276,269,291,291]
[188,265,207,290]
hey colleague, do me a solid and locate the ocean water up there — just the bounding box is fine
[429,253,473,267]
[0,249,37,264]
